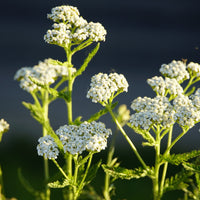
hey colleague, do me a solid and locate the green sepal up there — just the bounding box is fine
[72,43,100,78]
[48,179,69,189]
[18,168,46,200]
[87,102,118,123]
[102,165,152,180]
[163,169,193,194]
[73,116,83,125]
[162,150,200,166]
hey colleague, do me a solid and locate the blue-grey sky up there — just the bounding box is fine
[1,0,200,149]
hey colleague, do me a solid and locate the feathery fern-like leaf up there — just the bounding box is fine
[162,150,200,165]
[163,170,193,194]
[102,165,153,180]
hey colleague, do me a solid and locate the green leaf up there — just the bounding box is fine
[127,123,155,147]
[88,102,118,123]
[102,165,152,180]
[48,179,69,188]
[73,43,100,78]
[183,162,200,173]
[162,150,200,165]
[18,168,46,200]
[22,101,44,123]
[163,169,193,194]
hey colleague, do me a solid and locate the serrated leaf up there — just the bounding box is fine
[127,124,155,146]
[183,162,200,173]
[73,43,100,78]
[48,179,69,188]
[22,101,44,123]
[163,170,192,194]
[88,102,118,123]
[102,165,151,180]
[162,150,200,166]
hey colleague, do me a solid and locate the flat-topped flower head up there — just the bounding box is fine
[190,88,200,109]
[56,121,112,155]
[130,96,175,130]
[173,94,200,128]
[44,5,107,47]
[87,72,129,105]
[37,135,59,159]
[14,58,76,92]
[0,119,9,134]
[147,76,183,96]
[160,60,189,83]
[47,5,87,26]
[187,62,200,78]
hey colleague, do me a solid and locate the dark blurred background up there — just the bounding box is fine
[1,0,200,199]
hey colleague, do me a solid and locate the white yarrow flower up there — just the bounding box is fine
[37,135,59,159]
[56,121,111,155]
[187,62,200,78]
[160,60,189,83]
[130,96,175,130]
[0,119,9,133]
[14,58,76,92]
[44,5,107,46]
[87,73,129,104]
[173,94,200,128]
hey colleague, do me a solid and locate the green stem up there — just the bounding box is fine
[104,129,118,200]
[52,159,69,181]
[107,105,147,169]
[75,153,93,199]
[163,128,188,156]
[153,127,161,200]
[65,47,74,200]
[159,125,173,197]
[183,76,195,94]
[42,90,50,200]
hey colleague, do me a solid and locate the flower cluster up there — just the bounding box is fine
[14,58,76,92]
[37,135,59,159]
[44,5,107,47]
[0,119,9,133]
[147,76,183,96]
[87,73,129,104]
[56,121,112,155]
[173,94,200,128]
[130,96,175,130]
[187,62,200,78]
[160,60,190,83]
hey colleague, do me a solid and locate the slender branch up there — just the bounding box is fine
[107,105,147,169]
[159,125,173,197]
[163,128,189,156]
[76,153,94,199]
